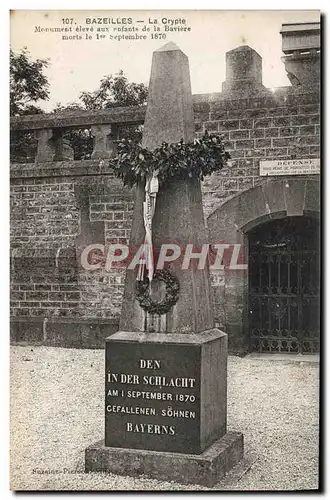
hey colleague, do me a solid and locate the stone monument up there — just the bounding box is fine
[85,42,244,487]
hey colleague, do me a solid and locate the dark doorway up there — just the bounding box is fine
[248,216,320,353]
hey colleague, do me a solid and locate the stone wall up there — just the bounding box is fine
[10,48,320,350]
[195,89,320,217]
[10,166,134,346]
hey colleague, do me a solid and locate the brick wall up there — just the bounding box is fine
[89,194,133,246]
[10,87,320,348]
[10,168,134,342]
[10,178,79,248]
[193,90,320,217]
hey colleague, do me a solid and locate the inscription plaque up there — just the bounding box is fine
[260,158,320,176]
[105,341,201,454]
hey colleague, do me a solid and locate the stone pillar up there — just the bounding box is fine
[141,42,195,148]
[35,128,74,163]
[120,42,213,334]
[85,42,243,487]
[91,124,117,159]
[53,130,74,161]
[222,45,267,97]
[35,128,56,162]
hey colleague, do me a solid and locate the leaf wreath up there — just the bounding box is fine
[109,131,231,188]
[136,269,180,316]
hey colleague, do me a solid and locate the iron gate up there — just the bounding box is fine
[248,216,320,353]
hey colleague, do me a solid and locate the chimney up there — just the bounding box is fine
[280,22,320,87]
[222,45,267,97]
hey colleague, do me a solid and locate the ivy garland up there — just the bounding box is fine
[136,269,180,315]
[109,131,230,188]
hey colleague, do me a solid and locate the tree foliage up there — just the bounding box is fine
[10,47,50,161]
[10,47,148,162]
[10,47,49,116]
[56,72,148,159]
[79,71,148,110]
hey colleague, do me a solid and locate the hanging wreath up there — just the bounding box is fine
[109,131,231,188]
[136,269,180,315]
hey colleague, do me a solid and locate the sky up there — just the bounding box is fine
[10,9,320,111]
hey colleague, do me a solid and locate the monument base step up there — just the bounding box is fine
[85,431,244,488]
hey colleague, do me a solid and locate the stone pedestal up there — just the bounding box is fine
[85,433,244,487]
[104,330,227,454]
[85,329,243,486]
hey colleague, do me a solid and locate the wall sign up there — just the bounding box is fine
[260,158,320,176]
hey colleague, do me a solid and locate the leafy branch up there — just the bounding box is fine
[109,131,231,188]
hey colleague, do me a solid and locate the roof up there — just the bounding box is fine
[280,22,320,34]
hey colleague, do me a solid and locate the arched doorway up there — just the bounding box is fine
[207,177,320,353]
[248,216,320,353]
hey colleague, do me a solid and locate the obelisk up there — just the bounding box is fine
[120,42,213,334]
[85,43,243,487]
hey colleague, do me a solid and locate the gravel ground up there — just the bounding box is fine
[10,346,319,491]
